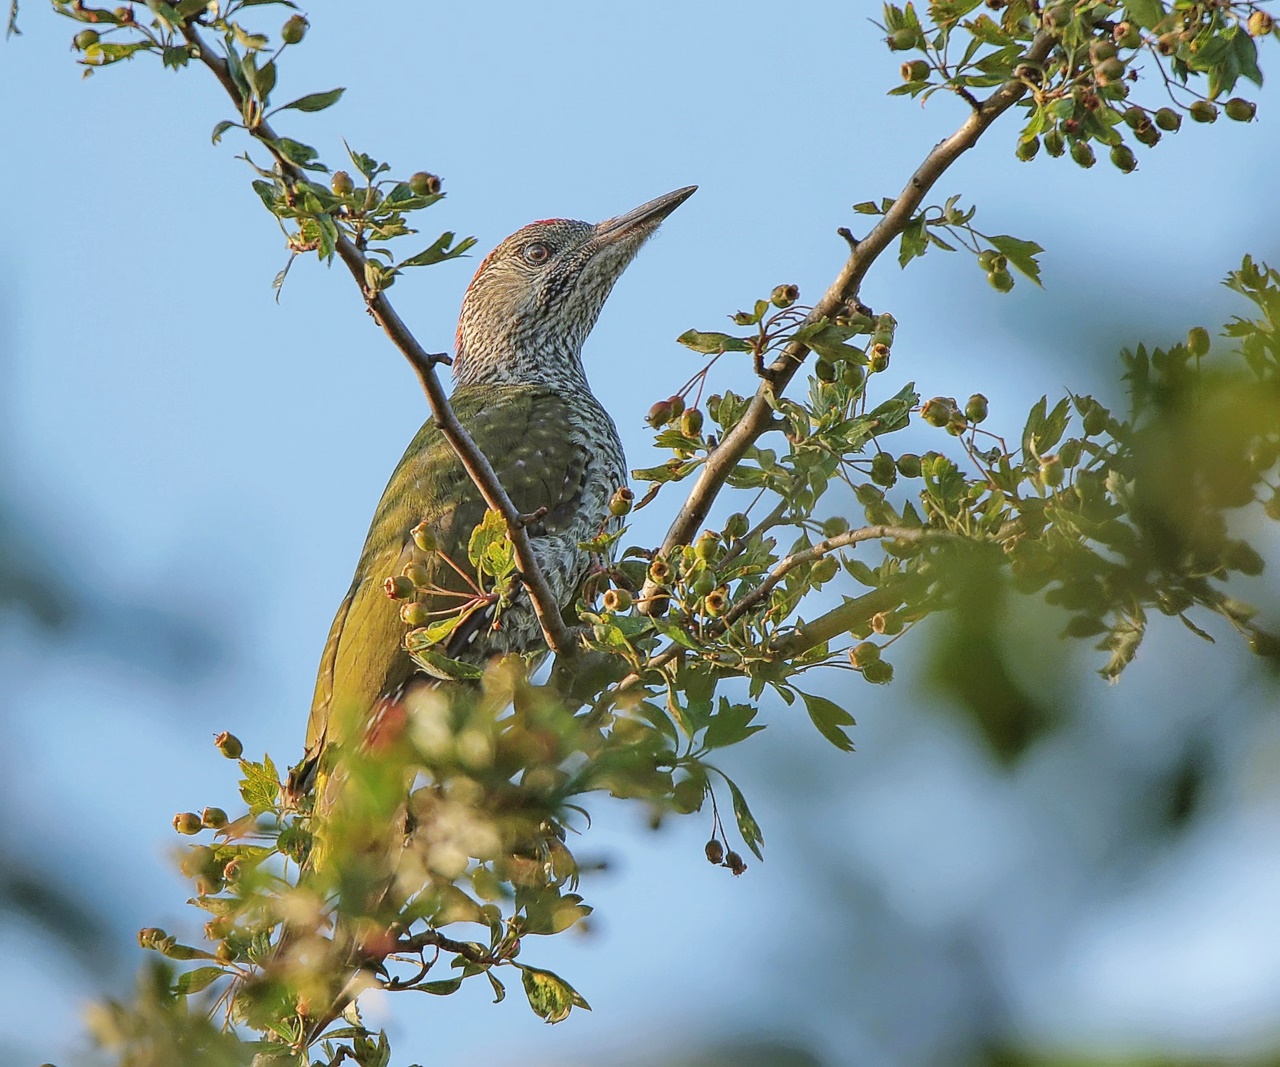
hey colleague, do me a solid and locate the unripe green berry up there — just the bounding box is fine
[841,362,865,390]
[811,556,839,584]
[694,531,720,561]
[1016,137,1040,162]
[821,515,850,537]
[173,812,203,835]
[896,453,922,478]
[649,558,672,584]
[1225,98,1257,122]
[691,571,716,597]
[200,807,228,830]
[1039,455,1065,488]
[977,250,998,271]
[214,731,243,760]
[868,343,891,373]
[330,170,354,196]
[770,283,799,308]
[1044,5,1072,29]
[411,521,438,553]
[602,587,633,612]
[74,29,100,50]
[901,59,930,81]
[1134,122,1161,146]
[647,399,674,428]
[726,850,747,875]
[1113,21,1141,48]
[946,413,970,435]
[280,14,307,44]
[872,610,904,635]
[888,28,917,50]
[855,483,885,506]
[1154,107,1182,131]
[870,452,897,487]
[1109,144,1137,173]
[1058,438,1082,468]
[861,659,895,684]
[1070,140,1096,168]
[703,588,729,616]
[1044,129,1066,157]
[400,601,430,626]
[921,397,954,427]
[1187,326,1210,357]
[965,393,989,424]
[1189,100,1218,123]
[138,927,168,950]
[681,408,704,436]
[666,394,686,420]
[988,269,1015,292]
[1248,11,1275,36]
[850,641,881,667]
[609,487,634,516]
[409,171,442,196]
[1122,107,1146,129]
[1090,40,1118,62]
[814,357,837,382]
[732,310,756,326]
[705,839,725,865]
[384,575,414,600]
[724,512,750,539]
[402,561,431,588]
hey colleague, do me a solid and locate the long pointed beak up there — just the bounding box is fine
[595,185,697,243]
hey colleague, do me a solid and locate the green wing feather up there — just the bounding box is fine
[303,384,588,764]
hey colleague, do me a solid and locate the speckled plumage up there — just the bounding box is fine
[298,187,695,778]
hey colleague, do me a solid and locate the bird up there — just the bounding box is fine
[290,185,697,797]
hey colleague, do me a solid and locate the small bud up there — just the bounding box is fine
[987,269,1015,292]
[868,343,891,373]
[400,601,430,626]
[770,284,799,308]
[608,487,634,516]
[1225,98,1257,122]
[850,641,881,668]
[649,558,672,584]
[861,659,895,684]
[409,171,442,196]
[173,812,203,836]
[901,59,930,82]
[725,850,747,875]
[410,521,439,553]
[965,393,989,424]
[214,731,243,760]
[200,807,228,830]
[1109,144,1137,173]
[1070,140,1096,168]
[646,399,674,428]
[896,453,922,478]
[73,29,100,50]
[1189,100,1218,123]
[1248,11,1274,36]
[1015,137,1040,162]
[602,587,633,612]
[330,170,354,196]
[888,28,917,50]
[705,839,725,865]
[1154,107,1182,131]
[725,512,750,539]
[1187,326,1210,357]
[280,14,308,45]
[704,588,729,616]
[1044,129,1066,157]
[681,408,704,436]
[921,397,955,428]
[384,575,415,600]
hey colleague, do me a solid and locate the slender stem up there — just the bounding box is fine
[182,22,575,657]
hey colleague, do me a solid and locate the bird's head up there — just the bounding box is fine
[453,186,696,388]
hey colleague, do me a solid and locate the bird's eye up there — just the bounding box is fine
[523,241,552,265]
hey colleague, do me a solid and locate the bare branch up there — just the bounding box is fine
[182,23,575,657]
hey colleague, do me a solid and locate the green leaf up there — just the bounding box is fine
[898,214,929,268]
[274,137,319,166]
[723,773,765,860]
[676,329,751,354]
[417,978,464,995]
[702,700,764,750]
[211,119,237,145]
[468,510,509,573]
[411,647,484,681]
[175,966,224,995]
[988,234,1043,285]
[852,200,882,215]
[518,965,590,1024]
[238,755,280,814]
[398,232,478,269]
[277,86,345,112]
[800,691,856,752]
[1123,0,1166,29]
[487,971,506,1004]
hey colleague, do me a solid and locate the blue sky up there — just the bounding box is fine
[3,2,1280,1064]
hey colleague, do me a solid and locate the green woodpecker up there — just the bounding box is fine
[291,186,696,793]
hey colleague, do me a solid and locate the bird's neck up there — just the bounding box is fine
[452,336,592,392]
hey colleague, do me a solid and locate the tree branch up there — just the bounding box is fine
[639,31,1056,609]
[182,23,575,658]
